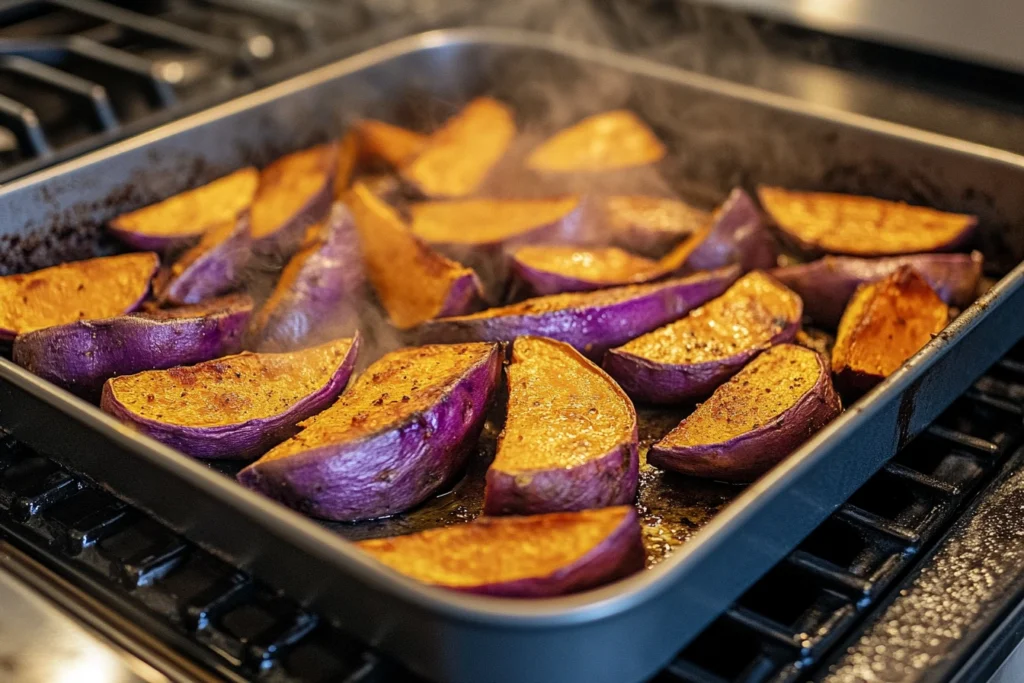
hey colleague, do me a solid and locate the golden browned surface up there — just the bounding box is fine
[655,227,711,272]
[513,245,657,284]
[604,195,709,237]
[758,187,975,255]
[111,168,258,239]
[347,183,478,329]
[168,219,237,278]
[409,197,579,245]
[402,98,516,198]
[446,276,684,321]
[259,343,495,462]
[357,506,631,587]
[0,252,158,335]
[355,119,428,168]
[832,266,949,381]
[106,338,354,428]
[495,337,635,472]
[527,111,666,173]
[250,144,334,239]
[333,131,359,199]
[617,272,801,364]
[660,344,822,446]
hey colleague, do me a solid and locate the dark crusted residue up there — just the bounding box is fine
[896,379,921,450]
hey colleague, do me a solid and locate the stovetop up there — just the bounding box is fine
[3,2,1024,683]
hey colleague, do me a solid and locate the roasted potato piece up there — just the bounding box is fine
[355,119,428,168]
[527,110,665,173]
[832,266,949,394]
[758,186,977,256]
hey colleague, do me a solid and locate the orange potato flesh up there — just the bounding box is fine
[250,143,336,240]
[104,338,355,428]
[109,167,258,244]
[355,119,428,168]
[401,97,516,198]
[346,183,480,329]
[409,196,580,246]
[357,506,636,590]
[832,266,949,392]
[0,252,158,338]
[258,343,495,463]
[333,131,359,198]
[758,186,976,256]
[514,245,658,284]
[604,195,708,244]
[660,344,824,447]
[494,337,636,472]
[616,271,801,366]
[527,110,666,173]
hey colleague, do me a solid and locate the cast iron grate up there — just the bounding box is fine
[0,0,368,182]
[1,349,1023,682]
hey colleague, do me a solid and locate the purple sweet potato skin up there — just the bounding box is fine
[686,188,777,272]
[459,508,645,597]
[251,203,364,351]
[159,215,251,305]
[251,143,338,258]
[603,319,799,405]
[100,335,360,459]
[771,252,984,328]
[415,267,741,361]
[236,344,502,521]
[648,351,841,481]
[485,441,639,516]
[13,295,252,402]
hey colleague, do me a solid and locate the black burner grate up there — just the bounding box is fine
[0,0,369,182]
[1,349,1022,682]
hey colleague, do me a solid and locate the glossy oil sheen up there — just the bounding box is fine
[527,110,666,172]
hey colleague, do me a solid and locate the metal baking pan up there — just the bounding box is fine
[2,28,1024,683]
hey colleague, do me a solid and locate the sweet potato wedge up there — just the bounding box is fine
[771,252,983,328]
[0,252,158,341]
[101,336,360,459]
[250,143,337,254]
[108,167,259,252]
[401,97,516,198]
[13,294,252,401]
[832,266,949,394]
[237,342,502,521]
[249,203,363,351]
[508,227,707,296]
[347,183,483,329]
[409,196,583,249]
[758,186,977,256]
[415,266,741,360]
[686,188,777,272]
[357,506,644,597]
[603,272,802,404]
[649,344,841,481]
[604,195,710,257]
[157,216,250,305]
[527,110,666,173]
[485,337,639,515]
[355,119,428,168]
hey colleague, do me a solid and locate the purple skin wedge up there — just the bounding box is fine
[357,507,646,597]
[158,215,251,305]
[771,251,984,328]
[100,335,360,460]
[648,345,841,482]
[484,337,639,515]
[13,294,253,402]
[415,266,741,361]
[686,188,777,272]
[602,272,803,404]
[250,202,364,351]
[237,343,503,522]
